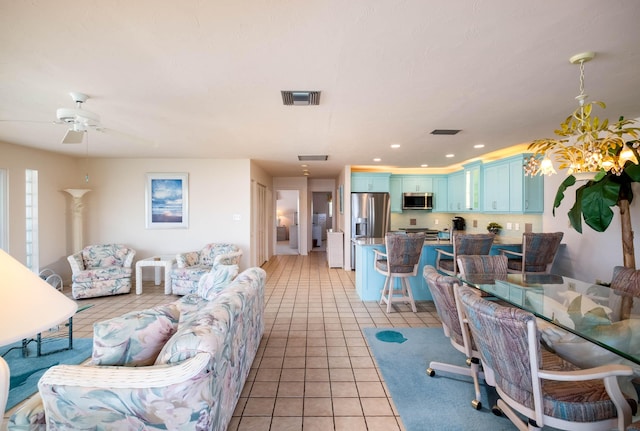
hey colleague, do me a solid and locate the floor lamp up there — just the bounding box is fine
[0,250,77,425]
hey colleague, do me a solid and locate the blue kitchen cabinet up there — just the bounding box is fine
[401,175,433,193]
[389,175,403,213]
[351,173,391,192]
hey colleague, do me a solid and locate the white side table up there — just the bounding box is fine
[135,255,176,295]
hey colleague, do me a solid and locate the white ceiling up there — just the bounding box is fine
[1,1,640,178]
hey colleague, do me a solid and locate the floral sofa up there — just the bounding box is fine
[170,243,243,295]
[67,243,136,299]
[8,265,265,431]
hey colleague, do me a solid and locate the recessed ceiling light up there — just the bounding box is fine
[431,129,461,135]
[301,164,308,167]
[421,164,429,167]
[445,154,455,158]
[390,144,401,149]
[473,144,485,149]
[373,158,381,162]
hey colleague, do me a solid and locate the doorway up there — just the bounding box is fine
[275,190,300,255]
[311,191,332,252]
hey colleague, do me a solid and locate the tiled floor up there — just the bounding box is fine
[4,251,442,430]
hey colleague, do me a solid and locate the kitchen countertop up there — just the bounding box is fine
[353,237,521,246]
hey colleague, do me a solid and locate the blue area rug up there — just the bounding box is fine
[364,327,519,431]
[2,337,93,411]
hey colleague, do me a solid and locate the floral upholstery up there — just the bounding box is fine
[435,233,494,276]
[457,284,636,429]
[8,267,266,431]
[67,244,136,299]
[170,243,242,295]
[92,303,181,366]
[197,264,239,300]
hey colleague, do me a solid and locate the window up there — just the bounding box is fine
[25,169,39,271]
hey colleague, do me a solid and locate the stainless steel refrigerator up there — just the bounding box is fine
[351,192,391,268]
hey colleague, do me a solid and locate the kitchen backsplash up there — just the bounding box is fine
[390,211,542,242]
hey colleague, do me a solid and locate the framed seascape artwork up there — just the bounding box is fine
[338,185,344,214]
[145,173,189,229]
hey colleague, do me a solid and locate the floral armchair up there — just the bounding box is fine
[170,243,242,295]
[67,244,136,299]
[8,266,265,431]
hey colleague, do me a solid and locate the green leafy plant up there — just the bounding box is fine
[487,222,502,233]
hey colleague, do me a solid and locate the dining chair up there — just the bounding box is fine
[374,232,425,313]
[456,283,636,431]
[435,233,495,276]
[456,254,508,278]
[423,265,486,410]
[499,232,563,274]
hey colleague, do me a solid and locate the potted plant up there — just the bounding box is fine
[487,222,502,234]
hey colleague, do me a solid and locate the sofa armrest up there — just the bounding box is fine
[213,250,243,266]
[122,248,136,268]
[37,353,214,429]
[67,252,85,274]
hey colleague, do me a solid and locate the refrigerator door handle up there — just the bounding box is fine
[368,196,375,238]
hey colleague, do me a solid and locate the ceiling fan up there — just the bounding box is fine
[56,92,102,144]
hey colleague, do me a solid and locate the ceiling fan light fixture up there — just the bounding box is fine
[61,129,85,144]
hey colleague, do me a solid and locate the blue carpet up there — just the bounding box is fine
[3,337,93,411]
[364,327,519,431]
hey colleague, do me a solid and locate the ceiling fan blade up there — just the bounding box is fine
[61,129,85,144]
[97,127,157,148]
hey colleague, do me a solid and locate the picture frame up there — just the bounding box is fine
[145,173,189,229]
[338,185,344,214]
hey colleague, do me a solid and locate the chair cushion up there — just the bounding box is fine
[82,244,130,268]
[92,303,180,366]
[506,259,547,273]
[154,304,228,365]
[72,267,132,283]
[198,264,239,300]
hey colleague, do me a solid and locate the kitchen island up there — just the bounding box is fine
[353,237,522,301]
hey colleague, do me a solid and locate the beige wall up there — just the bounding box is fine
[1,141,265,281]
[82,158,254,271]
[0,142,79,276]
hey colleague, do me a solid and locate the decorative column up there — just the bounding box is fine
[64,189,91,252]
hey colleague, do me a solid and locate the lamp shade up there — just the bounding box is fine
[0,250,77,346]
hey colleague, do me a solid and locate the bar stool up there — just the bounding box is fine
[374,232,425,313]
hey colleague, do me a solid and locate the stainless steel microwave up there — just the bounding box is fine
[402,192,433,210]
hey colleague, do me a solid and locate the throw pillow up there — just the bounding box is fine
[92,303,180,366]
[198,264,239,300]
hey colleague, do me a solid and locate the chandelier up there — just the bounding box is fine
[524,51,640,179]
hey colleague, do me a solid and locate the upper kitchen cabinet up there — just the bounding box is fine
[447,171,465,212]
[483,154,544,213]
[483,159,511,212]
[389,176,403,213]
[433,175,448,212]
[401,175,433,193]
[447,162,481,212]
[351,173,391,193]
[510,155,544,213]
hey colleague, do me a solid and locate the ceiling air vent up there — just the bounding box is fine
[282,91,321,106]
[298,155,328,161]
[431,129,461,135]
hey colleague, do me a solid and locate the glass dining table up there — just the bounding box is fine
[458,272,640,366]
